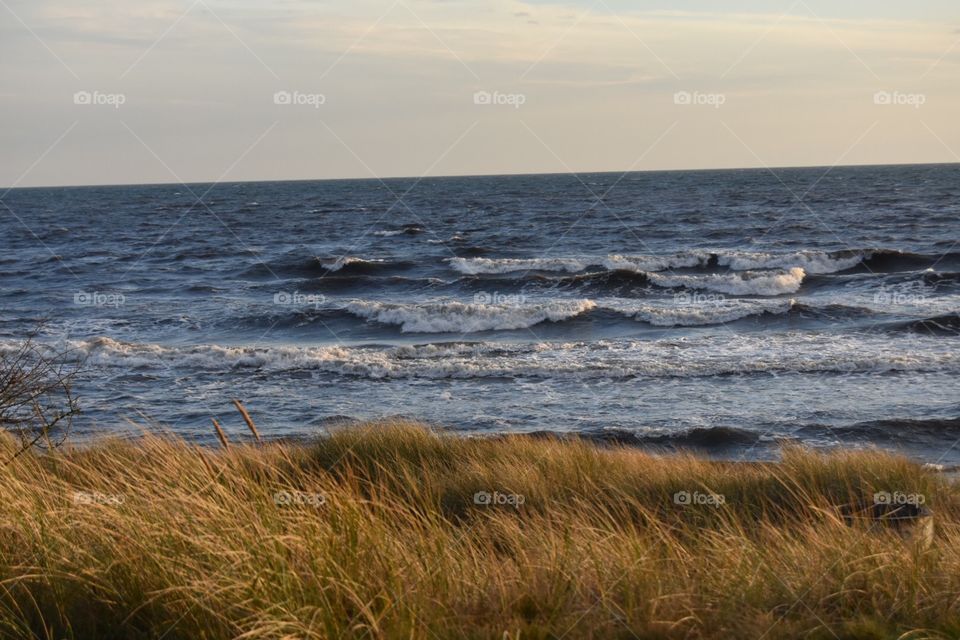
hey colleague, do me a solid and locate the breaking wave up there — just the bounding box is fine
[448,257,590,275]
[447,249,960,278]
[601,298,795,326]
[342,299,597,333]
[57,332,960,381]
[647,268,806,296]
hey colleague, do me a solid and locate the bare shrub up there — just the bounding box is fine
[0,328,83,462]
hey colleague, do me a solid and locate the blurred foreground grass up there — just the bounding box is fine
[0,421,956,639]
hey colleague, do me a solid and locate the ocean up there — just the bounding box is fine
[2,164,958,462]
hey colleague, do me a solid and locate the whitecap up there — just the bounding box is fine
[647,267,806,296]
[342,299,596,333]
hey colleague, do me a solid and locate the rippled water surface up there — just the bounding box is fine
[2,165,958,461]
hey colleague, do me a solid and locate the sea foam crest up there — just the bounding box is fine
[600,298,794,326]
[60,332,960,380]
[717,251,864,274]
[343,299,596,333]
[647,267,806,296]
[320,256,384,272]
[601,253,710,272]
[448,250,864,277]
[447,257,589,275]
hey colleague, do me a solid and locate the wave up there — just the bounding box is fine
[448,249,960,279]
[715,250,864,274]
[521,426,761,449]
[59,332,960,381]
[569,416,960,451]
[862,250,960,272]
[374,224,425,237]
[602,253,710,272]
[921,271,960,287]
[526,269,652,291]
[601,298,795,326]
[898,313,960,336]
[243,296,879,332]
[448,253,714,275]
[798,417,960,443]
[452,260,807,295]
[318,257,408,274]
[604,250,864,275]
[243,255,414,278]
[342,299,596,333]
[448,257,590,275]
[647,268,806,296]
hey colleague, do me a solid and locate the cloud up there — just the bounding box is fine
[3,0,960,186]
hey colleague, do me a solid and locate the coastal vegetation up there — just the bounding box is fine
[0,422,955,639]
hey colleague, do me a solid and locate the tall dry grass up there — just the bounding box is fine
[0,421,957,639]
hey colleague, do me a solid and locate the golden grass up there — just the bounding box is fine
[0,421,957,639]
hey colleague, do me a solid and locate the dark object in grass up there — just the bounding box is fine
[839,501,934,549]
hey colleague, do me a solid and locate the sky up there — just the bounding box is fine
[1,0,959,187]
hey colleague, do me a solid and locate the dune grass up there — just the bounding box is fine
[0,421,957,639]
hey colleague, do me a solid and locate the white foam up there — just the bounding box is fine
[602,252,709,272]
[647,267,806,296]
[342,299,597,333]
[599,298,794,326]
[448,257,589,275]
[448,251,864,277]
[321,257,383,272]
[717,251,864,274]
[49,332,960,381]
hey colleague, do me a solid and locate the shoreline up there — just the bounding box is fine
[59,418,960,474]
[2,421,958,638]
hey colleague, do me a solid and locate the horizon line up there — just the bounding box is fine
[4,160,959,191]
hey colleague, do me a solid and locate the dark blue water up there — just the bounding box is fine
[2,165,959,461]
